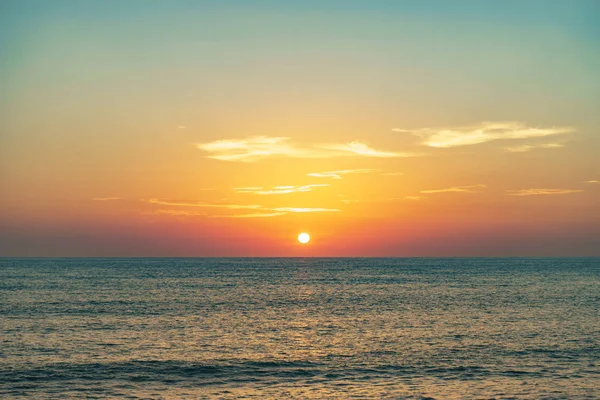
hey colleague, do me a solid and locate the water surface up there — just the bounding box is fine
[1,258,599,398]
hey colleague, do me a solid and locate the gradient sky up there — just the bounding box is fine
[1,0,599,256]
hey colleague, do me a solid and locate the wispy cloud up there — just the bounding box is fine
[234,184,329,195]
[393,122,574,148]
[211,211,288,218]
[152,207,339,219]
[504,143,564,153]
[232,187,264,193]
[506,189,583,196]
[420,184,487,194]
[152,209,207,216]
[196,136,304,162]
[143,198,340,219]
[404,196,424,201]
[585,180,599,184]
[196,136,420,162]
[272,207,341,213]
[144,198,263,209]
[177,125,187,129]
[307,169,377,179]
[148,209,280,218]
[92,197,121,201]
[316,141,419,158]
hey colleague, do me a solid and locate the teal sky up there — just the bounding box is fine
[3,0,598,125]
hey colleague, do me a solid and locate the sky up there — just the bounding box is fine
[1,0,599,256]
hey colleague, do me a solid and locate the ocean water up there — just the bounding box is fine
[1,258,599,399]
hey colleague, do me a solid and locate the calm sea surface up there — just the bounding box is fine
[1,258,599,399]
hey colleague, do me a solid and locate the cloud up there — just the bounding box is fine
[585,180,599,184]
[393,122,574,148]
[420,184,487,194]
[149,209,282,218]
[506,188,583,196]
[144,198,263,209]
[177,125,187,129]
[211,207,340,218]
[152,209,207,216]
[196,136,305,162]
[232,187,264,193]
[143,198,340,219]
[211,211,288,218]
[272,207,341,213]
[234,184,329,195]
[196,136,420,162]
[307,169,377,179]
[404,196,424,201]
[92,197,121,201]
[504,143,564,153]
[316,141,419,158]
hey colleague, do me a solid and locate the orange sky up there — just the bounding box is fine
[1,1,599,256]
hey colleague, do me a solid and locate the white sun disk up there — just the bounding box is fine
[298,232,310,244]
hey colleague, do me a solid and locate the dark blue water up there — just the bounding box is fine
[1,258,599,398]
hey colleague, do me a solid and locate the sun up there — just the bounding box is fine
[297,232,310,244]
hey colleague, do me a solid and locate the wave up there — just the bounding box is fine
[0,360,321,385]
[1,359,559,386]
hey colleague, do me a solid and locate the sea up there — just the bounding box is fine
[1,258,599,399]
